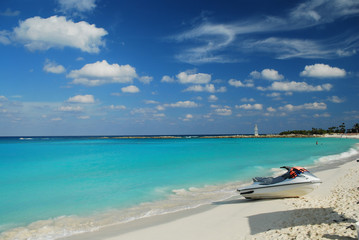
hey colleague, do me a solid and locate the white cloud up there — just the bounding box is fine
[228,79,254,87]
[139,76,153,84]
[145,100,160,104]
[314,113,330,118]
[0,30,11,45]
[176,72,211,84]
[164,101,198,108]
[67,94,95,103]
[214,108,232,116]
[267,107,276,112]
[14,16,107,53]
[184,84,226,93]
[43,60,66,74]
[57,0,96,13]
[68,60,138,86]
[161,75,175,83]
[236,103,263,110]
[279,102,327,111]
[154,113,166,118]
[59,105,83,112]
[0,8,20,16]
[245,37,333,59]
[51,117,62,121]
[78,115,90,119]
[300,63,346,78]
[156,105,165,111]
[261,81,332,92]
[107,105,126,110]
[262,69,284,80]
[183,114,193,121]
[208,95,218,102]
[173,23,237,64]
[121,85,140,93]
[266,92,281,98]
[327,96,345,103]
[250,69,284,81]
[0,96,8,101]
[240,97,255,102]
[172,1,359,62]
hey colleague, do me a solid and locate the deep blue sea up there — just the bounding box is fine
[0,136,358,239]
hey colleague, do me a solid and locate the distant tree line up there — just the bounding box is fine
[279,123,359,135]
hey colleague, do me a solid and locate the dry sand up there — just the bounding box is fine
[65,154,359,240]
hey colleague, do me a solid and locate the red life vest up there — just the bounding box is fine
[289,167,308,178]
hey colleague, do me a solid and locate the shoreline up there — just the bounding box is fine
[4,133,359,140]
[63,141,359,240]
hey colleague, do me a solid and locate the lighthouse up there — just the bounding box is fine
[254,124,259,136]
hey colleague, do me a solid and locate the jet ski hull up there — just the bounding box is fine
[238,181,321,199]
[237,170,321,199]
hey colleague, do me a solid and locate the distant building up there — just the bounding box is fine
[254,124,259,136]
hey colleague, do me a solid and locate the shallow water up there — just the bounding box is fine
[0,137,358,239]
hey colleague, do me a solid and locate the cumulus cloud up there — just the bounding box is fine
[228,79,254,87]
[183,114,193,121]
[107,104,126,110]
[214,108,232,116]
[163,101,199,108]
[68,60,138,86]
[300,63,346,78]
[161,75,175,83]
[184,84,226,93]
[267,107,276,112]
[145,100,160,104]
[176,72,211,84]
[139,76,153,84]
[260,81,332,92]
[240,97,255,102]
[43,60,66,74]
[121,85,140,93]
[250,69,284,81]
[236,103,263,110]
[59,105,83,112]
[67,94,95,103]
[327,96,345,103]
[57,0,96,13]
[279,102,327,111]
[14,16,107,53]
[208,95,218,102]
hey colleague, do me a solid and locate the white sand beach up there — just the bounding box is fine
[65,148,359,240]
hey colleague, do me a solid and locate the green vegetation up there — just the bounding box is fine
[279,123,359,135]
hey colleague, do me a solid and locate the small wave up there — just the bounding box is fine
[315,144,359,164]
[0,182,241,240]
[172,188,188,195]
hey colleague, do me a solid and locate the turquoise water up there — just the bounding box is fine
[0,137,358,239]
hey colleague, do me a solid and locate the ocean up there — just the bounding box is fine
[0,136,358,239]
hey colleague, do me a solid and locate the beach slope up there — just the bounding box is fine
[66,159,359,240]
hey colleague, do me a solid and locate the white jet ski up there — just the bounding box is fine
[237,166,321,199]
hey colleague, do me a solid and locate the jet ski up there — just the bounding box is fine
[237,166,322,199]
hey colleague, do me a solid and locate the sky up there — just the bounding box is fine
[0,0,358,136]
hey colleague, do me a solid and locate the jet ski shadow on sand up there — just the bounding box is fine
[237,166,322,199]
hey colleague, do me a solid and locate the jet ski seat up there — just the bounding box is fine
[253,176,286,185]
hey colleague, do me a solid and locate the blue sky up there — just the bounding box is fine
[0,0,358,136]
